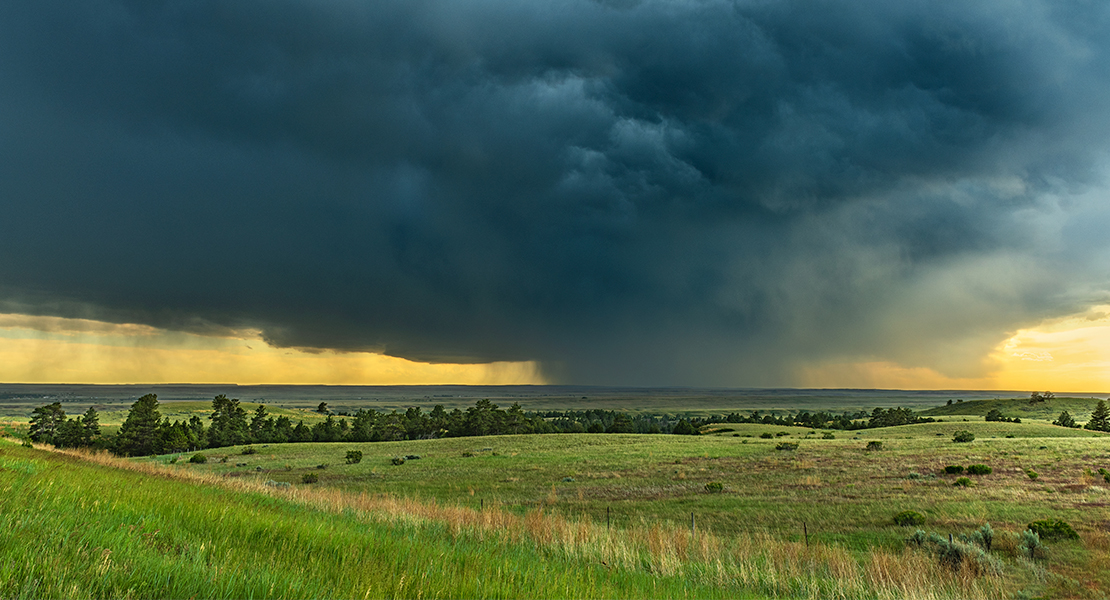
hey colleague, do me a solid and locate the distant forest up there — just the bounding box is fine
[27,395,937,456]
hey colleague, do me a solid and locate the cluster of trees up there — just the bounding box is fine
[1054,400,1110,432]
[1030,391,1055,404]
[985,409,1021,424]
[28,402,102,448]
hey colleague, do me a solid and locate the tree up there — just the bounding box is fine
[29,402,66,443]
[672,419,696,435]
[317,402,329,414]
[250,404,269,441]
[81,407,101,445]
[1053,410,1078,428]
[115,394,162,456]
[53,418,85,448]
[207,395,248,448]
[1085,400,1110,432]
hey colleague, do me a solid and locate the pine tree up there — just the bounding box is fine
[81,407,101,444]
[1053,410,1077,428]
[29,402,66,443]
[1085,400,1110,432]
[115,394,162,456]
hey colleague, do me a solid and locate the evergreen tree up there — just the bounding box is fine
[1053,410,1078,428]
[207,395,248,448]
[115,394,162,456]
[54,418,85,448]
[81,407,101,444]
[250,404,269,442]
[29,402,66,443]
[1085,400,1110,432]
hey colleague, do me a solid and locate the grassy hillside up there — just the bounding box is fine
[920,396,1106,422]
[138,421,1110,597]
[1,439,1007,599]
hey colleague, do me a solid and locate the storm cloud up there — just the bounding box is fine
[2,0,1109,385]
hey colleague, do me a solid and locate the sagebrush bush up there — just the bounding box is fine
[775,442,798,451]
[241,446,258,455]
[189,454,207,464]
[345,450,363,464]
[759,432,773,439]
[302,473,319,484]
[954,477,971,487]
[1020,529,1046,559]
[944,465,964,474]
[952,430,975,443]
[391,456,406,465]
[865,441,883,451]
[821,432,835,439]
[1027,519,1079,541]
[966,464,992,475]
[1026,469,1038,480]
[704,481,723,493]
[893,510,926,526]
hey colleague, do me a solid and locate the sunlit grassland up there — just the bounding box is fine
[158,420,1110,597]
[2,440,1006,600]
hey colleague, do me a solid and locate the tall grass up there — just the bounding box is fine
[8,442,1007,599]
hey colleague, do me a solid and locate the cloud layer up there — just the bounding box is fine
[2,0,1110,385]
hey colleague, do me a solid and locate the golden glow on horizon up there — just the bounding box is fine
[0,314,545,385]
[799,306,1110,393]
[3,308,1110,391]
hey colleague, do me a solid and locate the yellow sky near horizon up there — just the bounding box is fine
[1,309,1109,392]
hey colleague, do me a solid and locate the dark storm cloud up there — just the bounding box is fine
[2,0,1109,384]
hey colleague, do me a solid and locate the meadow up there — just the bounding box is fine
[139,418,1110,597]
[5,395,1110,598]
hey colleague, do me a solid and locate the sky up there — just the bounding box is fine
[2,0,1110,389]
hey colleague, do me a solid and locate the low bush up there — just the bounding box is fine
[865,441,883,451]
[1027,519,1079,541]
[705,481,723,493]
[759,432,773,439]
[1026,469,1039,480]
[345,450,363,464]
[315,464,328,470]
[189,454,207,464]
[893,510,926,527]
[775,442,798,451]
[391,456,406,466]
[405,454,421,460]
[944,465,964,474]
[952,430,975,443]
[302,473,319,484]
[954,477,972,487]
[966,464,992,475]
[1020,529,1046,559]
[241,446,258,455]
[462,451,475,457]
[821,432,835,439]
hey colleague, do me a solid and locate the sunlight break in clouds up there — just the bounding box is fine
[0,314,545,385]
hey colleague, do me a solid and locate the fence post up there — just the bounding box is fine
[691,512,695,539]
[804,522,809,548]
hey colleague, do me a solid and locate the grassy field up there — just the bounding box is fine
[2,439,1007,599]
[921,397,1106,423]
[133,419,1110,598]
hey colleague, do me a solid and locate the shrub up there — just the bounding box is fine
[404,454,421,460]
[345,450,363,464]
[189,454,207,464]
[705,481,724,493]
[21,438,33,448]
[391,456,406,466]
[954,477,971,487]
[944,465,964,474]
[952,430,975,443]
[315,463,328,469]
[822,432,835,439]
[775,442,798,451]
[894,510,926,526]
[1026,469,1039,480]
[241,446,258,455]
[220,456,229,463]
[760,432,773,439]
[302,473,319,484]
[906,471,922,480]
[1027,519,1079,541]
[461,451,475,457]
[966,464,992,475]
[775,431,789,437]
[865,441,883,451]
[1020,529,1045,559]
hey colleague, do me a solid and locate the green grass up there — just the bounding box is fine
[153,421,1110,597]
[920,397,1105,422]
[1,440,774,599]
